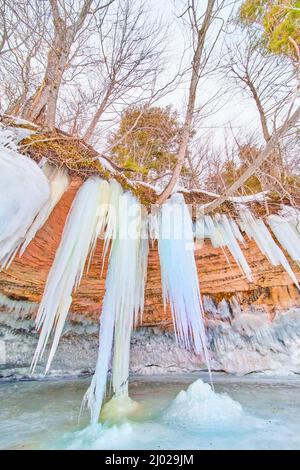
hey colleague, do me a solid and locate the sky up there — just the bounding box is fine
[148,0,264,149]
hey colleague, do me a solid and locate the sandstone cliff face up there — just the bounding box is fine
[1,180,300,376]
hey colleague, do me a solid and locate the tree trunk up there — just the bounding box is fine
[6,88,29,116]
[83,87,113,142]
[43,30,72,129]
[247,76,270,142]
[22,22,72,130]
[156,0,215,206]
[22,0,94,130]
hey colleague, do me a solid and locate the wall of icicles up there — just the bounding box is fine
[2,125,300,423]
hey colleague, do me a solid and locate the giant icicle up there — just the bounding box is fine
[0,127,50,269]
[20,161,70,255]
[29,175,148,423]
[268,208,300,266]
[195,214,252,280]
[0,126,69,268]
[158,193,211,377]
[239,209,299,288]
[84,191,148,424]
[31,177,110,373]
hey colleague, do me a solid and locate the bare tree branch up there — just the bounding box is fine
[156,0,217,205]
[204,105,300,214]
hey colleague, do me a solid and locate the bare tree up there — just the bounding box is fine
[204,104,300,213]
[156,0,231,205]
[0,0,19,56]
[0,1,50,115]
[194,23,299,213]
[221,30,299,185]
[82,0,166,143]
[182,131,218,190]
[21,0,114,130]
[0,0,11,55]
[56,85,96,136]
[224,34,296,141]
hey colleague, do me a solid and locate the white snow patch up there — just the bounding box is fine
[229,192,268,203]
[98,157,116,173]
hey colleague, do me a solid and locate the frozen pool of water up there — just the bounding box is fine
[1,373,300,450]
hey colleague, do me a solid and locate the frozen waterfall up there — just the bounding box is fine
[83,191,148,424]
[31,178,111,373]
[158,193,212,378]
[239,209,299,288]
[20,161,70,255]
[29,174,149,423]
[195,214,252,280]
[0,127,50,269]
[268,209,300,266]
[0,127,69,269]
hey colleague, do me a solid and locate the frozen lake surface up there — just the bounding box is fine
[1,373,300,450]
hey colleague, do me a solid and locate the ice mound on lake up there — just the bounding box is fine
[64,422,135,450]
[163,379,243,430]
[59,419,202,450]
[54,379,288,450]
[100,395,143,424]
